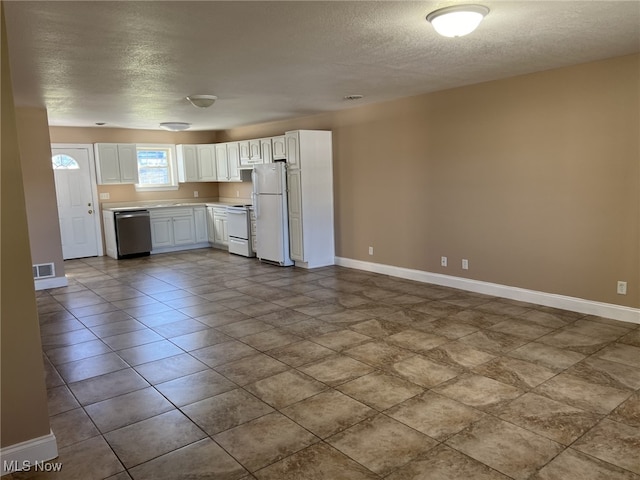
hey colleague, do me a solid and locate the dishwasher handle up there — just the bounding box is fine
[115,210,150,219]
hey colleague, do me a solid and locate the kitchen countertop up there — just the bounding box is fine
[102,198,252,212]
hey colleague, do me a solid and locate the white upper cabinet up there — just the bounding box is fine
[95,143,139,184]
[197,145,217,181]
[176,144,217,182]
[238,141,251,165]
[285,131,300,169]
[260,138,273,164]
[215,142,242,182]
[177,145,198,182]
[227,142,241,181]
[272,135,286,160]
[215,143,229,181]
[249,140,262,162]
[240,139,263,167]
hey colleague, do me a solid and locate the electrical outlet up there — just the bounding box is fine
[617,281,627,295]
[368,246,374,255]
[462,259,469,270]
[441,256,447,267]
[194,191,199,198]
[99,192,110,200]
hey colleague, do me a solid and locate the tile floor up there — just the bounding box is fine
[4,248,640,479]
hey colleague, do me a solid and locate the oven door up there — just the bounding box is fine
[226,206,249,240]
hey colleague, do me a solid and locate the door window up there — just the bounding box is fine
[52,154,80,169]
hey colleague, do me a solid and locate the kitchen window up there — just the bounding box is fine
[135,144,178,191]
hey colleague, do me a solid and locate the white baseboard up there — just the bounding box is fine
[0,430,58,475]
[335,257,640,325]
[34,276,68,291]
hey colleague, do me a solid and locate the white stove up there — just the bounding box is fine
[226,205,255,257]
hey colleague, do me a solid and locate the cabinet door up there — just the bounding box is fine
[238,141,251,166]
[150,217,173,248]
[287,169,304,261]
[260,138,273,163]
[172,215,196,245]
[95,144,121,184]
[206,207,216,243]
[272,136,286,160]
[117,144,139,184]
[197,145,217,181]
[194,207,208,243]
[213,214,228,246]
[285,131,300,169]
[227,142,241,181]
[102,210,118,259]
[249,140,262,162]
[215,144,229,181]
[288,214,303,261]
[177,145,199,182]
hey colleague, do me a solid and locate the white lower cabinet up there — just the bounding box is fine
[150,216,174,249]
[172,214,196,245]
[286,169,303,261]
[249,207,257,253]
[207,206,228,248]
[150,207,207,253]
[194,207,208,243]
[102,210,118,259]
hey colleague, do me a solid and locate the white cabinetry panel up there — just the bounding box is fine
[285,130,334,268]
[95,143,139,184]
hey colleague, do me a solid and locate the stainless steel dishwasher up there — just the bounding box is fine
[114,210,152,258]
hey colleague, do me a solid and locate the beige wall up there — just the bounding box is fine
[221,54,639,308]
[1,4,52,448]
[16,108,65,279]
[218,181,254,202]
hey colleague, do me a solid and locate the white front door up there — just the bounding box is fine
[51,148,99,259]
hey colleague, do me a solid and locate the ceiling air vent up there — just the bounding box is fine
[33,263,55,279]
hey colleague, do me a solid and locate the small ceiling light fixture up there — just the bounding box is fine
[186,94,218,108]
[159,122,191,131]
[343,94,364,101]
[427,4,489,37]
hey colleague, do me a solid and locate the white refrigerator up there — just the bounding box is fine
[252,162,294,266]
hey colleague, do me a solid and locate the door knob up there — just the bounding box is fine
[88,210,93,214]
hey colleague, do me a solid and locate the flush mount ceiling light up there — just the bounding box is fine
[427,4,489,37]
[186,94,217,108]
[159,122,191,131]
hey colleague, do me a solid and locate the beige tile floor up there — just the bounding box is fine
[4,248,640,480]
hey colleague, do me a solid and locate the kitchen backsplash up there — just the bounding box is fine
[96,182,220,204]
[97,180,255,206]
[218,181,253,201]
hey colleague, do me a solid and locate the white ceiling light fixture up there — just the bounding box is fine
[427,4,489,37]
[159,122,191,131]
[186,94,217,108]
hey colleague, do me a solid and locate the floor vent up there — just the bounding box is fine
[33,263,55,279]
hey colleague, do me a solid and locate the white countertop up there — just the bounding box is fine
[102,198,252,212]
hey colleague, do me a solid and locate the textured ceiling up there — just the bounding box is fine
[4,1,640,131]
